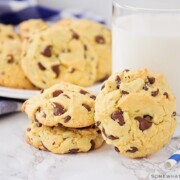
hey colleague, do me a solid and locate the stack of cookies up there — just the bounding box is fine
[22,82,104,154]
[0,19,111,90]
[22,69,177,158]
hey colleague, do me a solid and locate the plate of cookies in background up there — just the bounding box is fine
[0,18,111,99]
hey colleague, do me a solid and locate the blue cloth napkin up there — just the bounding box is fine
[0,98,22,115]
[0,1,106,115]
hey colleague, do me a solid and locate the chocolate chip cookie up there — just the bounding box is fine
[57,19,112,81]
[19,19,48,39]
[0,36,36,89]
[95,69,177,158]
[21,24,97,89]
[22,82,97,128]
[25,123,104,154]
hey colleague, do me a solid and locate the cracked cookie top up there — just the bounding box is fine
[95,69,177,158]
[22,82,97,128]
[21,24,97,89]
[56,19,112,82]
[25,123,104,154]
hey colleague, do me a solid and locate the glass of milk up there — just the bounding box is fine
[113,0,180,114]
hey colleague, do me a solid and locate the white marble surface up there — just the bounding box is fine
[0,113,180,180]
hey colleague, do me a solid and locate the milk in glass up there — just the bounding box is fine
[113,14,180,113]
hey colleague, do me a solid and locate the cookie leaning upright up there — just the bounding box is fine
[57,19,112,81]
[25,123,104,154]
[21,24,97,89]
[0,24,36,89]
[22,82,97,128]
[95,69,177,158]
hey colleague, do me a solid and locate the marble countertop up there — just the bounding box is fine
[0,113,180,180]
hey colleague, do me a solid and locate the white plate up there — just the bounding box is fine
[0,83,102,100]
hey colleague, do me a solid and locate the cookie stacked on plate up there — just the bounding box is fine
[0,24,36,89]
[22,82,104,154]
[21,19,111,89]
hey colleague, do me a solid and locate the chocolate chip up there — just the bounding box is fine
[80,89,89,95]
[95,35,105,44]
[102,128,119,140]
[57,123,63,127]
[63,94,70,99]
[42,112,46,118]
[115,75,121,84]
[72,31,79,40]
[36,121,42,127]
[134,116,152,131]
[38,62,46,71]
[143,82,148,91]
[163,92,169,99]
[126,147,138,153]
[40,89,44,94]
[121,90,129,95]
[124,69,130,72]
[84,44,88,51]
[27,128,31,132]
[143,115,153,121]
[90,95,96,100]
[82,104,91,111]
[147,76,155,84]
[172,112,177,117]
[37,107,41,112]
[90,140,95,151]
[68,148,79,154]
[53,90,63,97]
[114,147,120,152]
[108,135,119,140]
[7,54,14,64]
[67,49,71,53]
[111,110,125,126]
[97,130,101,134]
[96,121,101,127]
[52,142,55,145]
[64,115,71,123]
[7,34,14,39]
[53,103,66,116]
[151,89,159,97]
[51,65,59,78]
[41,45,52,57]
[101,84,105,90]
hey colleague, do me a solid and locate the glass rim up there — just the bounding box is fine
[113,0,180,12]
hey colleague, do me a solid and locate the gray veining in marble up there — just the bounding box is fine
[0,113,179,180]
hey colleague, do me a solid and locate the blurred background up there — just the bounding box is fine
[0,0,112,25]
[39,0,111,23]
